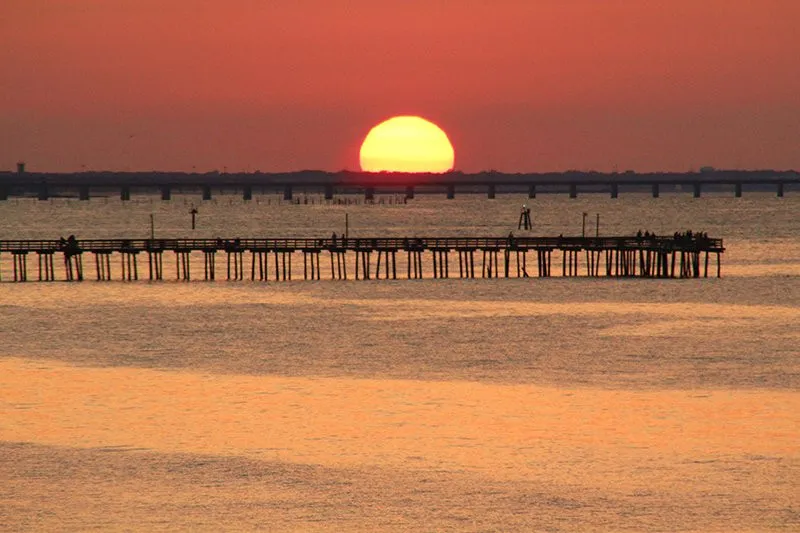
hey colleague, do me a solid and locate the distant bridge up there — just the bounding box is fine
[0,169,797,200]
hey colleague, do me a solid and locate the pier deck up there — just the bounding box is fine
[0,235,724,282]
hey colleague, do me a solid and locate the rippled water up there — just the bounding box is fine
[0,193,798,531]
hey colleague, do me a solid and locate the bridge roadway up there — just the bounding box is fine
[0,170,797,200]
[1,235,724,282]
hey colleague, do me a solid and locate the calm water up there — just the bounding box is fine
[0,193,798,532]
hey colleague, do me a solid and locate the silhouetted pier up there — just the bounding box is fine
[0,235,724,282]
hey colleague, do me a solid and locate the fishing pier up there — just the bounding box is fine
[0,235,724,282]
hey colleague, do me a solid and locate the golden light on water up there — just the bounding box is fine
[2,358,797,474]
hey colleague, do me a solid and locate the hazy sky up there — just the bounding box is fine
[2,0,799,173]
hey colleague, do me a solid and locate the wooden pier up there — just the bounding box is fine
[0,235,724,283]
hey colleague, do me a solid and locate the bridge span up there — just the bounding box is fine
[0,170,796,200]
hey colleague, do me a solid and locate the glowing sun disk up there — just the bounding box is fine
[360,116,455,173]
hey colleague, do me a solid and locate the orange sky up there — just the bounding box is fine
[2,0,799,172]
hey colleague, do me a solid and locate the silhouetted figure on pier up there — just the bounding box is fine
[331,232,337,248]
[62,235,80,256]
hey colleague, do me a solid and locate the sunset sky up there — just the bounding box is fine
[2,0,799,173]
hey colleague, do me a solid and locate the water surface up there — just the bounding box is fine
[1,193,798,531]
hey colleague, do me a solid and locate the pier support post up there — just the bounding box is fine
[147,251,164,280]
[38,252,56,281]
[93,252,111,281]
[63,252,84,281]
[121,251,139,281]
[13,252,29,281]
[226,251,244,280]
[205,251,216,280]
[175,251,190,280]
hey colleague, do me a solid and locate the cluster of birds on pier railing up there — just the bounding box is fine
[0,233,724,283]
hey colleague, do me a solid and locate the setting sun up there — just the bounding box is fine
[359,116,455,173]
